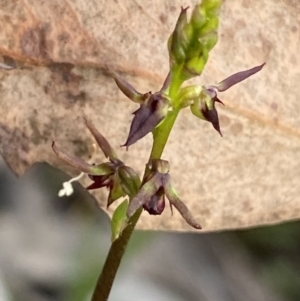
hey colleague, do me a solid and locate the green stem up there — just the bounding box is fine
[91,69,183,301]
[150,108,180,159]
[91,208,142,301]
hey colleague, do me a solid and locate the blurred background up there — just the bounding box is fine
[0,157,299,301]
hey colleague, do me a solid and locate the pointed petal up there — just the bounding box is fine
[215,97,224,106]
[86,175,110,190]
[202,106,223,136]
[52,141,111,175]
[106,65,144,103]
[84,118,118,161]
[164,176,202,229]
[127,173,162,218]
[122,93,169,148]
[217,63,265,92]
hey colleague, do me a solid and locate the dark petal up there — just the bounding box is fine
[127,173,163,218]
[122,93,169,148]
[164,176,202,230]
[143,188,165,215]
[202,105,222,137]
[106,65,144,103]
[52,141,105,174]
[217,63,265,92]
[84,118,118,161]
[215,97,224,106]
[86,175,110,190]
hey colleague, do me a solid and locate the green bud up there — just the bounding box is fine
[198,32,218,52]
[198,16,219,36]
[201,0,222,14]
[184,54,208,79]
[168,7,189,65]
[177,85,203,108]
[190,5,206,29]
[167,2,221,81]
[118,165,141,197]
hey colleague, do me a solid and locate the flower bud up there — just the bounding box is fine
[168,7,189,64]
[177,85,203,108]
[168,2,221,80]
[118,165,141,197]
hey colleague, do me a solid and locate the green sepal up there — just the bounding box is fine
[118,166,141,198]
[107,173,126,207]
[177,85,203,108]
[168,7,189,65]
[111,199,129,242]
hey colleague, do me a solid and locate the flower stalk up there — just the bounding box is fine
[51,1,266,300]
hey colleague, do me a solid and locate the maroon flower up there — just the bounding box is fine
[127,159,202,229]
[52,118,141,207]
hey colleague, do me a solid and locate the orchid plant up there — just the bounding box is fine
[53,1,264,300]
